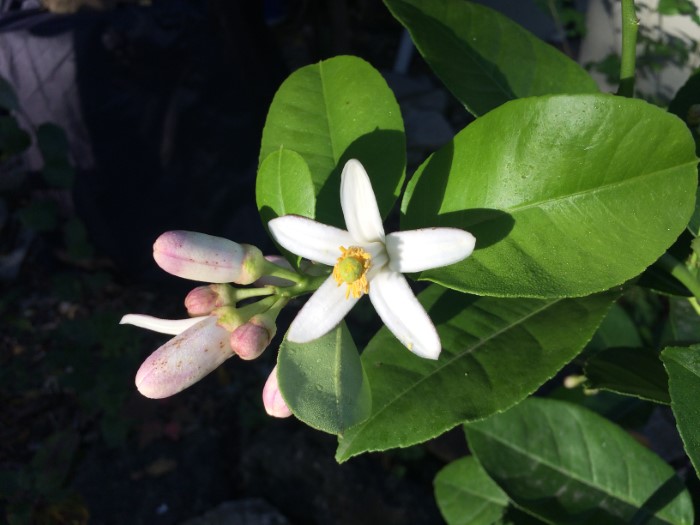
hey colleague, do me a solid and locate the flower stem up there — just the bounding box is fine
[232,287,275,301]
[617,0,638,98]
[261,258,304,284]
[658,253,700,302]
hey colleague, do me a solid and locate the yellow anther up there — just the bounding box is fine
[332,246,371,299]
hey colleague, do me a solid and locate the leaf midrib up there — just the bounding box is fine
[343,298,559,445]
[469,422,677,524]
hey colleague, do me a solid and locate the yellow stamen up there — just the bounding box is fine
[332,246,371,299]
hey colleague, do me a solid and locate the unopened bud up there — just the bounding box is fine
[184,284,236,316]
[153,230,265,284]
[262,365,292,418]
[230,314,276,360]
[135,316,232,399]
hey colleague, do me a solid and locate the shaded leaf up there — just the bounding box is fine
[466,397,694,525]
[0,75,19,111]
[335,286,617,461]
[384,0,598,116]
[278,322,371,435]
[434,456,508,525]
[584,347,670,404]
[662,345,700,476]
[402,94,698,298]
[260,55,405,228]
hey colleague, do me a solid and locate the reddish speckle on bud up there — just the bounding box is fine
[153,231,265,284]
[135,316,232,399]
[262,365,292,418]
[230,315,276,361]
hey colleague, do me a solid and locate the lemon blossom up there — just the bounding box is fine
[268,159,476,360]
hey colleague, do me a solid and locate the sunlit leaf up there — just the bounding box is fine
[335,286,617,461]
[260,55,405,228]
[402,94,697,298]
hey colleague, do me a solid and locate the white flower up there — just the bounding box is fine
[268,159,475,360]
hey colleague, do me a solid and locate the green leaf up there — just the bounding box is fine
[665,297,700,345]
[384,0,598,116]
[466,398,694,525]
[335,286,617,461]
[586,302,642,353]
[662,345,700,476]
[402,94,698,298]
[257,148,315,224]
[0,75,19,111]
[584,347,670,404]
[277,322,371,435]
[434,456,509,525]
[260,55,405,228]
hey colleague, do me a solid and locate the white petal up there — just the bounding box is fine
[287,274,360,343]
[340,159,385,243]
[120,314,206,335]
[385,228,476,273]
[268,216,353,266]
[369,270,440,359]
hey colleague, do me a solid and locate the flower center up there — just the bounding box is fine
[332,246,371,299]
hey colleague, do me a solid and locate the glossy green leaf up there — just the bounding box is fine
[466,398,694,525]
[434,456,509,525]
[335,285,617,461]
[384,0,598,116]
[584,347,670,404]
[260,55,405,228]
[277,322,371,435]
[257,148,316,228]
[402,94,698,298]
[662,345,700,476]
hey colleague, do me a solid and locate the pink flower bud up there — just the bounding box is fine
[262,365,292,418]
[153,231,264,284]
[135,316,232,399]
[184,286,220,316]
[230,316,275,360]
[184,284,235,316]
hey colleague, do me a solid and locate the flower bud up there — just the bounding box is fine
[184,284,236,316]
[230,314,276,361]
[262,365,292,418]
[153,231,265,284]
[135,316,232,399]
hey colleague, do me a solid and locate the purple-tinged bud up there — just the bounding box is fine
[135,316,232,399]
[184,284,237,316]
[230,314,276,360]
[262,365,292,418]
[153,231,265,284]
